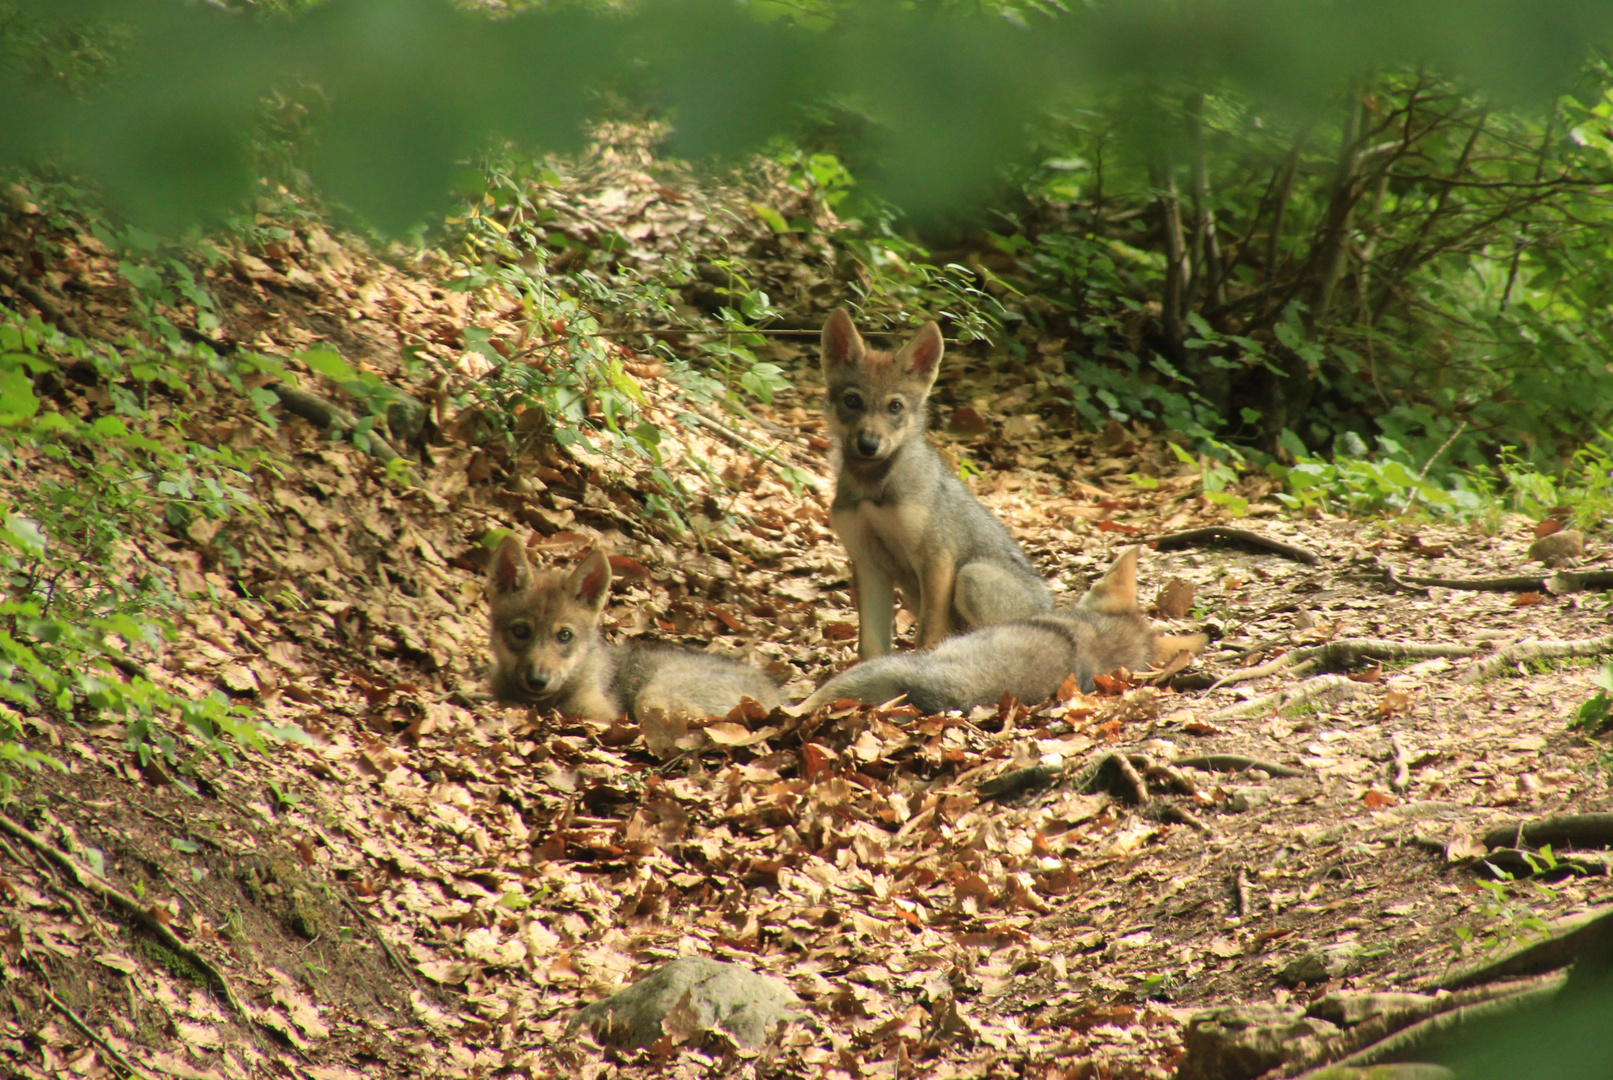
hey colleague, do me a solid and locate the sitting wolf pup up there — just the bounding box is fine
[488,535,780,721]
[820,308,1052,660]
[798,547,1205,714]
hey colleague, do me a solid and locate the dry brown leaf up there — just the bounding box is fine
[1348,663,1383,684]
[1154,577,1196,619]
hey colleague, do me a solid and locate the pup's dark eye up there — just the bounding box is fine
[556,628,574,643]
[509,623,532,642]
[842,391,863,410]
[887,399,904,415]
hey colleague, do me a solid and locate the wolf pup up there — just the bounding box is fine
[488,536,781,721]
[820,308,1051,660]
[798,547,1205,714]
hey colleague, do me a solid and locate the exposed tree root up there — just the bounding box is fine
[1459,632,1613,683]
[1150,801,1212,834]
[1438,903,1613,991]
[268,382,408,463]
[1147,526,1321,565]
[1205,674,1372,720]
[1382,561,1613,595]
[0,812,258,1034]
[1282,972,1567,1079]
[1481,847,1613,878]
[1481,812,1613,852]
[1077,752,1149,805]
[1174,754,1309,778]
[1210,638,1484,690]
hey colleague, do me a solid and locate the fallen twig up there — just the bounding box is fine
[1205,674,1372,720]
[1174,754,1309,778]
[1147,526,1321,566]
[29,955,153,1080]
[1210,638,1484,690]
[1459,632,1613,684]
[0,813,257,1032]
[1389,734,1412,794]
[1232,869,1251,916]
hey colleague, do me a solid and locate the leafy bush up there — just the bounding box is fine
[0,302,302,794]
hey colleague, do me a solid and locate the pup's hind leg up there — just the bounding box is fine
[953,562,1049,631]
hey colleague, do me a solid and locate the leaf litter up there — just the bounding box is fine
[0,132,1611,1080]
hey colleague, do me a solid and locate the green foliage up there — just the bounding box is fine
[1455,862,1557,954]
[1570,663,1613,748]
[0,301,302,794]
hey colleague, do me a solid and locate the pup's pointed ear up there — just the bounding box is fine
[820,308,867,369]
[1078,546,1140,615]
[567,548,612,612]
[489,534,532,597]
[894,320,944,382]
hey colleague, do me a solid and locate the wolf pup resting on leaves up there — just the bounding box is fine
[488,535,780,722]
[821,308,1051,660]
[798,547,1205,714]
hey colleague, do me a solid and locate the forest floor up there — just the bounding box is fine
[1,142,1611,1080]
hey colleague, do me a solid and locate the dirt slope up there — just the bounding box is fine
[2,163,1611,1080]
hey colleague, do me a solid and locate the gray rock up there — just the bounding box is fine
[569,957,802,1050]
[1527,529,1583,565]
[1278,942,1364,987]
[1176,1004,1342,1080]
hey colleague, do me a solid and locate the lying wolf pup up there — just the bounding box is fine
[798,547,1204,714]
[488,536,780,721]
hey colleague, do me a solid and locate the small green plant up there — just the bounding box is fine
[1456,859,1560,954]
[1569,664,1613,768]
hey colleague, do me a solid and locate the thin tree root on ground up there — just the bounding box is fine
[28,956,153,1080]
[1459,632,1613,683]
[1381,561,1613,595]
[1146,526,1321,565]
[1173,754,1309,778]
[1210,638,1485,690]
[1205,674,1372,720]
[1481,812,1613,851]
[0,812,258,1032]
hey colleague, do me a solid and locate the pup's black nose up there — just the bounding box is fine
[524,670,550,693]
[855,434,881,458]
